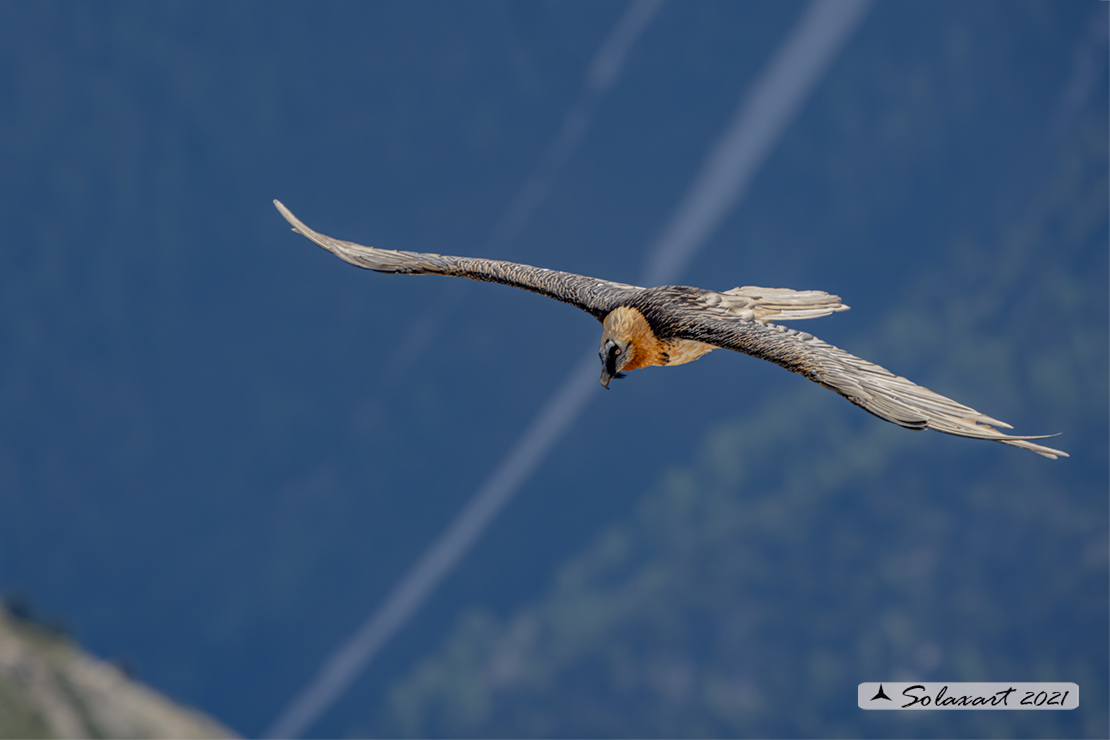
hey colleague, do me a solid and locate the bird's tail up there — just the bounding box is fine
[722,286,849,321]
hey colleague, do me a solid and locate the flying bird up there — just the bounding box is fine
[275,200,1066,459]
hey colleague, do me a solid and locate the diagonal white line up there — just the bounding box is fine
[640,0,872,286]
[264,1,871,736]
[357,0,666,434]
[492,0,666,248]
[265,355,599,740]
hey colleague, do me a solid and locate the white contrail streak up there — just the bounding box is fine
[265,355,598,739]
[491,0,666,248]
[265,1,871,736]
[358,0,666,433]
[640,0,872,286]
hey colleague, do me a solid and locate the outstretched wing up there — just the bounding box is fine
[275,200,640,321]
[665,305,1067,459]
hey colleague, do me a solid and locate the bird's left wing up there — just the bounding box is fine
[663,302,1067,459]
[275,200,640,320]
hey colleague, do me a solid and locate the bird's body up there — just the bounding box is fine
[275,200,1066,459]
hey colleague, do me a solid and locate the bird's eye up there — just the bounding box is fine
[614,347,622,355]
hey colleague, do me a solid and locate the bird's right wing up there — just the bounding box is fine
[275,200,640,321]
[671,310,1068,459]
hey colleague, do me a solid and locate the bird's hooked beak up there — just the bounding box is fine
[599,338,624,390]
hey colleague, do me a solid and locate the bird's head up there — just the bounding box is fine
[599,306,655,388]
[598,332,632,389]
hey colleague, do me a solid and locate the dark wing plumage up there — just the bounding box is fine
[275,200,639,321]
[644,287,1067,459]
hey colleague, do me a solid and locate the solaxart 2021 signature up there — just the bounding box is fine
[900,684,1072,709]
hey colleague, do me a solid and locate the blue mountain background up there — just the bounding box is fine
[0,1,1106,737]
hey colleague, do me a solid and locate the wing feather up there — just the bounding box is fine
[275,200,639,320]
[673,313,1067,459]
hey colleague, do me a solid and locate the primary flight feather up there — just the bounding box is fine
[275,200,1066,459]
